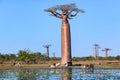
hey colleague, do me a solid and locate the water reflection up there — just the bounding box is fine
[0,69,38,80]
[0,68,120,80]
[61,68,72,80]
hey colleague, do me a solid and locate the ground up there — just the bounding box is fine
[0,60,120,69]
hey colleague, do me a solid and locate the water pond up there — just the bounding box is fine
[0,68,120,80]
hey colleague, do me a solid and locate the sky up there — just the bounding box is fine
[0,0,120,57]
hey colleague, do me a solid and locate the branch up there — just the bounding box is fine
[44,7,62,18]
[44,7,57,12]
[51,12,62,18]
[69,8,85,17]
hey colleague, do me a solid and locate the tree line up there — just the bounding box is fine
[72,56,120,61]
[0,49,49,64]
[0,49,120,64]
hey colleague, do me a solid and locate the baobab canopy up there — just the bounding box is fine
[44,3,84,19]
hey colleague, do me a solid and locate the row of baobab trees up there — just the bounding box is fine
[42,43,117,62]
[93,44,112,60]
[43,43,114,60]
[43,43,119,61]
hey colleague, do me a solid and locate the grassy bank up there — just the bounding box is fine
[0,60,120,69]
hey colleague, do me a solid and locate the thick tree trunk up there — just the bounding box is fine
[61,19,72,66]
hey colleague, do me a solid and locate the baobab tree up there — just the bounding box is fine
[43,44,51,57]
[45,3,84,66]
[93,44,100,60]
[102,48,111,58]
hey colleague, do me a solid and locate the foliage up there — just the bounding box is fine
[17,49,45,64]
[0,53,16,61]
[50,57,61,61]
[44,3,84,19]
[17,49,30,63]
[72,56,95,61]
[115,55,120,60]
[0,50,119,64]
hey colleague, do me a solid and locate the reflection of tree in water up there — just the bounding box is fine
[0,70,17,78]
[61,68,72,80]
[0,69,49,80]
[48,68,72,80]
[0,68,72,80]
[17,69,38,80]
[0,69,119,79]
[17,69,50,80]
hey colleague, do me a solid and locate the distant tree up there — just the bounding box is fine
[106,56,115,60]
[43,44,51,57]
[0,53,4,64]
[50,56,61,61]
[72,57,81,61]
[17,49,31,64]
[41,54,50,64]
[86,56,94,60]
[102,48,111,58]
[30,52,43,64]
[4,54,10,61]
[115,55,120,60]
[98,56,104,60]
[9,54,17,61]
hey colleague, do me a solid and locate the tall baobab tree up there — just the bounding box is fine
[43,44,51,57]
[93,44,100,60]
[45,3,84,66]
[102,48,111,58]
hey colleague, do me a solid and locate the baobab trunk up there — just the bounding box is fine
[43,44,51,57]
[46,47,49,57]
[61,19,72,66]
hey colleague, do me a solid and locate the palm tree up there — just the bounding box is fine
[45,3,84,66]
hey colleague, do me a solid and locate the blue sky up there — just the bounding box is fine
[0,0,120,57]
